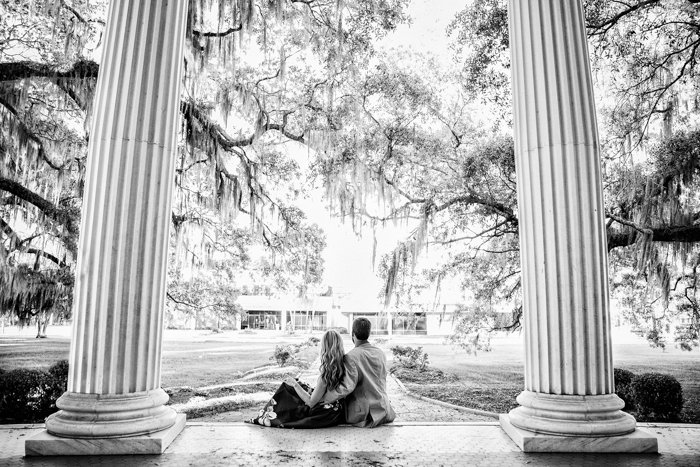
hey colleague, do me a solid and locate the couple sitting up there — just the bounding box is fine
[246,317,395,428]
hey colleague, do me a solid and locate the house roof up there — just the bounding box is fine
[236,295,334,312]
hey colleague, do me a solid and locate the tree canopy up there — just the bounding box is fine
[388,0,700,351]
[0,0,408,330]
[1,0,698,351]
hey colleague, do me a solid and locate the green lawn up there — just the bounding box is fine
[0,329,322,388]
[2,327,698,422]
[395,335,700,423]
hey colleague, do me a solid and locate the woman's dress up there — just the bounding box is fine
[247,380,345,428]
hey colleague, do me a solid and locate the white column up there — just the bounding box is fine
[46,0,188,438]
[505,0,635,436]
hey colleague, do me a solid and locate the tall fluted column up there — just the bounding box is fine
[504,0,635,437]
[46,0,188,438]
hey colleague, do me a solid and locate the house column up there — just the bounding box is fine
[44,0,188,440]
[500,0,656,451]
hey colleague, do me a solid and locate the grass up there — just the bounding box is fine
[165,383,279,405]
[390,360,524,414]
[182,400,257,419]
[0,330,320,388]
[0,328,324,424]
[391,363,523,414]
[165,382,280,419]
[2,327,698,423]
[391,335,700,423]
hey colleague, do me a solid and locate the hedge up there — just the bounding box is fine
[0,360,68,423]
[630,372,683,420]
[614,368,635,410]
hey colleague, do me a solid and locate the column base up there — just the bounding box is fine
[500,414,657,453]
[46,388,177,438]
[26,413,186,456]
[508,391,636,436]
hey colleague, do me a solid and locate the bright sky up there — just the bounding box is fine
[380,0,466,57]
[306,0,467,307]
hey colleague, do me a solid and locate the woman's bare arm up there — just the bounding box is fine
[307,376,327,407]
[283,377,311,404]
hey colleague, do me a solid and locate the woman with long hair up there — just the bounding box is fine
[246,329,347,428]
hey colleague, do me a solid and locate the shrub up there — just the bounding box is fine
[0,360,69,423]
[0,369,54,422]
[390,345,429,370]
[304,336,320,347]
[46,360,69,403]
[48,360,69,380]
[391,366,456,384]
[631,372,684,420]
[614,368,635,410]
[328,326,348,335]
[271,345,296,367]
[271,337,322,367]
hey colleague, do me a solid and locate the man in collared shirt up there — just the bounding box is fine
[323,317,396,427]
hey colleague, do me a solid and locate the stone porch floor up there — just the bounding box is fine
[2,422,699,466]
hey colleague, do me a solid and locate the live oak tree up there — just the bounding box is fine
[0,0,408,330]
[299,0,700,353]
[380,0,700,351]
[0,0,98,335]
[6,0,697,352]
[308,50,523,351]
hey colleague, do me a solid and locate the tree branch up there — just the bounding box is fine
[25,248,66,267]
[0,217,21,250]
[191,24,243,38]
[181,99,305,149]
[587,0,661,35]
[0,96,65,170]
[0,60,99,82]
[606,212,653,235]
[166,291,235,310]
[608,224,700,250]
[0,177,78,253]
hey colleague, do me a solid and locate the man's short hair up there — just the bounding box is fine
[352,317,371,341]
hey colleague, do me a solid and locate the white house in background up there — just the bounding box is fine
[235,292,464,335]
[343,306,460,336]
[236,295,342,331]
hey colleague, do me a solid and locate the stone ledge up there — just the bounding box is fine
[500,414,658,453]
[186,421,503,427]
[24,414,186,456]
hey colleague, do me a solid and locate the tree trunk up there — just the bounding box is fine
[36,316,43,338]
[42,312,51,335]
[35,312,50,338]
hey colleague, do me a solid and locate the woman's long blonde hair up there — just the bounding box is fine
[320,330,345,391]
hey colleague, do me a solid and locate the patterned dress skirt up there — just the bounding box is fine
[246,381,345,428]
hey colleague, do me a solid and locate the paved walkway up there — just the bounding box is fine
[197,358,494,423]
[1,360,698,466]
[3,351,698,465]
[198,372,494,423]
[2,422,699,466]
